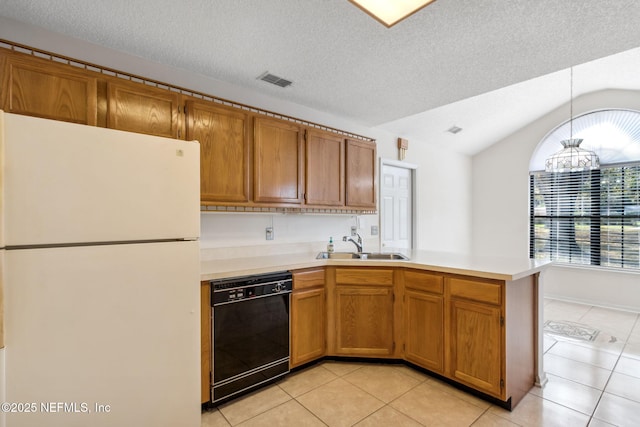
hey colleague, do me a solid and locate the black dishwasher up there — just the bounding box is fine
[210,271,292,403]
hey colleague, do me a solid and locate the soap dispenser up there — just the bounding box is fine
[327,237,334,253]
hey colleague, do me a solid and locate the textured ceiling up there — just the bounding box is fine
[1,0,640,154]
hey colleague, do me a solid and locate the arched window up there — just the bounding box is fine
[529,109,640,270]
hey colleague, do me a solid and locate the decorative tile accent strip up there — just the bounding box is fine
[201,205,376,214]
[544,320,600,341]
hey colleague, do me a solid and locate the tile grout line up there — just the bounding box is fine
[205,300,639,426]
[545,301,640,426]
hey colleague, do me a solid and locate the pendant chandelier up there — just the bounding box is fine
[545,68,600,173]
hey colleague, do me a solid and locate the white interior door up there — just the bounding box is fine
[381,163,413,250]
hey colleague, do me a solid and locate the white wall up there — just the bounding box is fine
[0,16,472,256]
[472,88,640,311]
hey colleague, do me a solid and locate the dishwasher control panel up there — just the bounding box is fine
[210,271,292,306]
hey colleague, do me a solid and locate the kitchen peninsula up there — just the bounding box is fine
[200,250,551,410]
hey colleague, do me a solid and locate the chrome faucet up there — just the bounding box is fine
[343,234,363,253]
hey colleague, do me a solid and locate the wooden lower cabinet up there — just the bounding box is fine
[404,293,444,373]
[449,298,502,396]
[447,275,504,397]
[335,285,394,356]
[328,268,398,358]
[403,270,445,373]
[200,266,536,409]
[445,274,536,408]
[290,269,326,368]
[200,282,211,404]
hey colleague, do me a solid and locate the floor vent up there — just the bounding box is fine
[258,72,293,88]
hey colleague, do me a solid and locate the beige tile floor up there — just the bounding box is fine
[202,298,640,426]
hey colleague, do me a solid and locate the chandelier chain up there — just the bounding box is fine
[570,67,573,138]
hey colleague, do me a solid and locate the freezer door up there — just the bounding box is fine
[3,241,200,427]
[0,112,199,246]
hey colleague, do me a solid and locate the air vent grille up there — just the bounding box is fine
[258,72,293,88]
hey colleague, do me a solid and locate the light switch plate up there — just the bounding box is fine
[351,226,357,236]
[266,227,274,240]
[371,225,379,236]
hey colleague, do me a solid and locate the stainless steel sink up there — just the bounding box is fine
[316,252,408,260]
[361,253,409,260]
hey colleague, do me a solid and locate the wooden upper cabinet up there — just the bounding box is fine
[346,139,376,208]
[186,101,250,203]
[1,53,97,125]
[305,130,345,207]
[253,117,304,204]
[107,80,181,139]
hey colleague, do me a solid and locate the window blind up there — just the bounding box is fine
[530,164,640,269]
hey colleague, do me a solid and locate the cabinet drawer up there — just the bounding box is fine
[404,270,443,294]
[335,268,393,286]
[293,268,325,290]
[448,277,501,305]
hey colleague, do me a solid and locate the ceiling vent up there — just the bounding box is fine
[258,72,293,88]
[447,126,463,134]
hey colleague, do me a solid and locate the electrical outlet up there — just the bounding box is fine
[351,226,357,236]
[371,225,379,236]
[265,227,274,240]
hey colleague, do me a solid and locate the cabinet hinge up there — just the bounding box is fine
[500,316,504,326]
[500,379,504,389]
[183,104,187,114]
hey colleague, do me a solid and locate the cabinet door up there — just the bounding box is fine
[186,101,250,203]
[107,80,181,138]
[449,298,502,397]
[291,287,326,367]
[305,130,344,206]
[200,282,211,404]
[254,117,303,204]
[335,285,394,356]
[1,53,97,125]
[345,139,376,208]
[404,289,444,373]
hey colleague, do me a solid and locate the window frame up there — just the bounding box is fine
[529,109,640,271]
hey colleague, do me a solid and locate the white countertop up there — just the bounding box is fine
[200,249,552,282]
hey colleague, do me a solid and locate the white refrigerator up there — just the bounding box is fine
[0,111,201,427]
